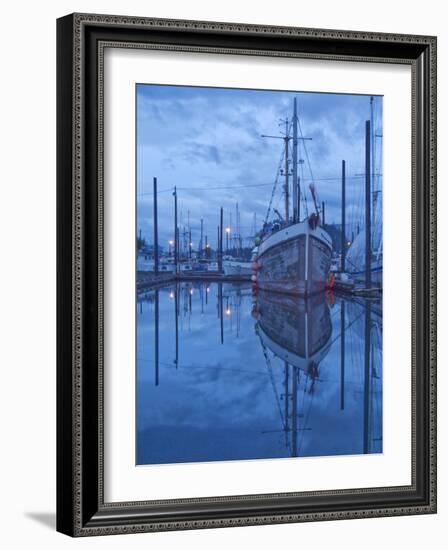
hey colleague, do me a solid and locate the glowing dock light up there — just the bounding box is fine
[168,239,174,256]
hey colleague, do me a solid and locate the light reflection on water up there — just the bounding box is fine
[136,282,382,465]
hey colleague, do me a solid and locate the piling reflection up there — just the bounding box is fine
[137,283,382,465]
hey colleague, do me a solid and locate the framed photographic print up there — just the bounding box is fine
[56,13,437,536]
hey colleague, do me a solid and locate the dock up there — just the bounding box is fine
[137,271,251,293]
[138,271,381,302]
[333,279,381,298]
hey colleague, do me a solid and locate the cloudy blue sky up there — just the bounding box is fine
[137,84,382,250]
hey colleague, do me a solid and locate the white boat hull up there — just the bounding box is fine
[223,261,252,276]
[256,221,332,296]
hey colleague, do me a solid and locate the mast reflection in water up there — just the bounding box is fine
[137,283,382,465]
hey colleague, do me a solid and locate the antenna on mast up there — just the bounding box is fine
[293,98,299,223]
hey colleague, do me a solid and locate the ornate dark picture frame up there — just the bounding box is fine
[56,13,437,537]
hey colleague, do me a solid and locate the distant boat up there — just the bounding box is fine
[345,95,382,289]
[179,262,194,272]
[159,264,175,273]
[345,226,382,286]
[136,256,154,272]
[330,254,342,273]
[223,260,253,276]
[207,261,220,272]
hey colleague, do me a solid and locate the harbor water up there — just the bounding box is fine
[136,282,382,465]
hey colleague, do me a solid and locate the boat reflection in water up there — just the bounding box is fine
[255,291,331,381]
[136,282,382,465]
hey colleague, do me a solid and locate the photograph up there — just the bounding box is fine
[135,84,383,465]
[49,4,438,540]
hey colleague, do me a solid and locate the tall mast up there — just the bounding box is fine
[153,177,159,275]
[293,98,298,223]
[236,202,241,256]
[200,218,203,259]
[238,204,241,252]
[341,160,346,273]
[218,207,223,273]
[217,226,220,262]
[173,186,178,273]
[229,212,232,252]
[370,96,381,263]
[261,111,310,225]
[370,97,375,210]
[365,120,372,289]
[284,118,290,225]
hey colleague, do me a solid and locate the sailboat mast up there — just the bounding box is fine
[293,99,298,223]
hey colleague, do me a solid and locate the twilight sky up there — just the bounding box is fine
[136,84,382,251]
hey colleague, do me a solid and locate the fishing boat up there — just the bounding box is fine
[255,98,332,296]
